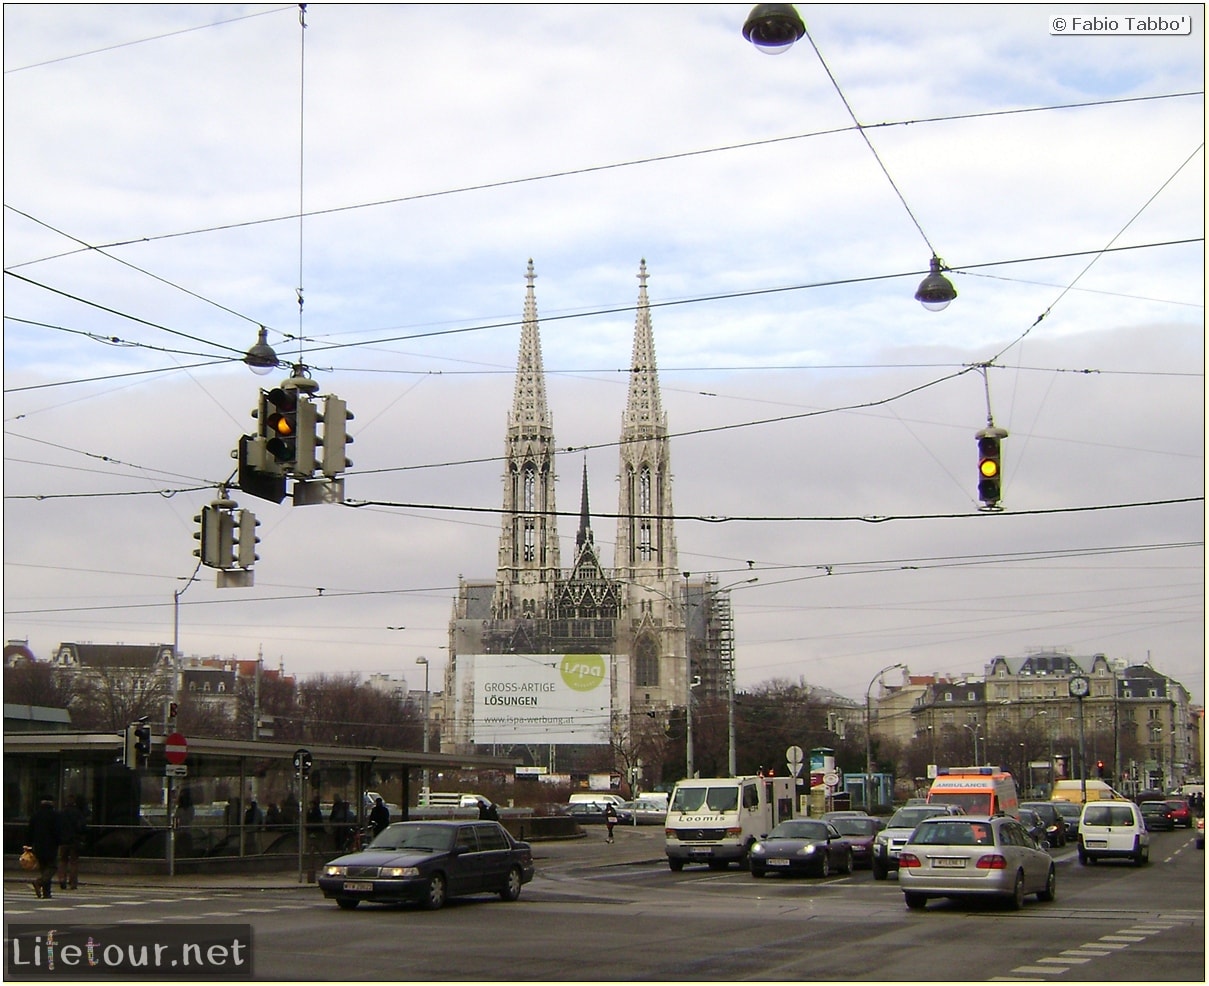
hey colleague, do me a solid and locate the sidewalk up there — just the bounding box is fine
[5,825,665,893]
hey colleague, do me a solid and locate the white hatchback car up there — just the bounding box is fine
[1077,800,1149,866]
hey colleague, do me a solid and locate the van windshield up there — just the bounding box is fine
[928,793,991,814]
[671,786,739,813]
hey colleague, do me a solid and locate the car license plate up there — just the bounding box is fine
[768,858,790,867]
[343,881,373,892]
[933,857,966,868]
[690,848,710,856]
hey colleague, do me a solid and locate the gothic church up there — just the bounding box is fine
[444,260,714,779]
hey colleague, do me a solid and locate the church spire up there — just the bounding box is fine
[495,260,560,619]
[615,260,677,578]
[623,259,664,437]
[577,458,592,549]
[510,259,550,435]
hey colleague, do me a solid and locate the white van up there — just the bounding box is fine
[567,792,625,807]
[664,776,796,871]
[1078,799,1149,865]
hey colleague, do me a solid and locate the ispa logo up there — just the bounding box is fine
[559,654,606,692]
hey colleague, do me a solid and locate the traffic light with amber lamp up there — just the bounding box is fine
[262,386,298,466]
[976,425,1008,510]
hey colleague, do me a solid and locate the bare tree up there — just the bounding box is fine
[298,673,417,749]
[74,666,171,732]
[3,659,81,713]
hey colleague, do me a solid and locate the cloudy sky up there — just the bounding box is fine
[4,4,1204,708]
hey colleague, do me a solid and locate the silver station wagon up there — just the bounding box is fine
[898,815,1056,910]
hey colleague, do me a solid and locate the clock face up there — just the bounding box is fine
[1069,676,1089,697]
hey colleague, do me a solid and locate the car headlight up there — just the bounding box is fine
[751,842,765,854]
[323,865,347,877]
[798,844,817,855]
[874,835,887,848]
[378,866,420,878]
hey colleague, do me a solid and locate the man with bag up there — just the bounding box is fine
[25,795,60,899]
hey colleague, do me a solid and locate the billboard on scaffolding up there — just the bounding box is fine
[454,653,613,746]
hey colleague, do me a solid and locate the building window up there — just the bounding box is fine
[634,635,659,688]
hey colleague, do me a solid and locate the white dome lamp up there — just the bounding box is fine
[742,4,806,55]
[915,256,957,312]
[244,325,279,376]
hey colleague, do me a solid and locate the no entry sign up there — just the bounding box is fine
[165,732,188,765]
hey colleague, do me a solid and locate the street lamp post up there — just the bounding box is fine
[962,722,981,765]
[415,656,430,793]
[866,662,905,811]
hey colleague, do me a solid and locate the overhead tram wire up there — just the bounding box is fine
[7,91,1200,270]
[7,235,1199,398]
[987,142,1206,366]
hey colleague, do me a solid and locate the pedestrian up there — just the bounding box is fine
[56,794,87,890]
[369,796,390,836]
[604,803,618,843]
[244,799,264,853]
[306,796,324,849]
[265,803,283,830]
[330,796,353,851]
[26,795,60,899]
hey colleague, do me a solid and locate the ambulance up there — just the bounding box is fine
[926,766,1019,818]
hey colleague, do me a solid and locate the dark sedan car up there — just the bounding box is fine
[1020,802,1067,847]
[749,819,853,878]
[1052,801,1081,841]
[1017,807,1049,846]
[829,815,881,869]
[318,820,533,910]
[1140,800,1175,832]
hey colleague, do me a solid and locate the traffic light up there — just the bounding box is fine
[262,386,298,466]
[194,500,239,569]
[237,509,260,569]
[293,748,312,777]
[976,425,1008,509]
[236,434,286,504]
[123,723,139,767]
[295,397,319,477]
[193,504,219,567]
[321,395,354,477]
[216,506,237,569]
[1097,760,1105,778]
[134,723,152,767]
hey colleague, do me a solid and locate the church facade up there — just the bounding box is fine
[443,261,732,784]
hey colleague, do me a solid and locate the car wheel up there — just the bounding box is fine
[818,854,831,878]
[668,858,684,872]
[840,849,852,875]
[1037,866,1056,903]
[335,898,359,910]
[421,872,447,910]
[1008,871,1025,910]
[872,860,888,881]
[904,892,926,910]
[499,865,523,902]
[1077,848,1089,865]
[1134,843,1149,866]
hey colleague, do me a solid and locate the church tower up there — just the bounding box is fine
[615,260,683,713]
[616,259,678,581]
[494,260,561,619]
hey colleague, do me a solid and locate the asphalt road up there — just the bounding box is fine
[4,826,1203,982]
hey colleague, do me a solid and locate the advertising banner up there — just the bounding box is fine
[458,653,612,745]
